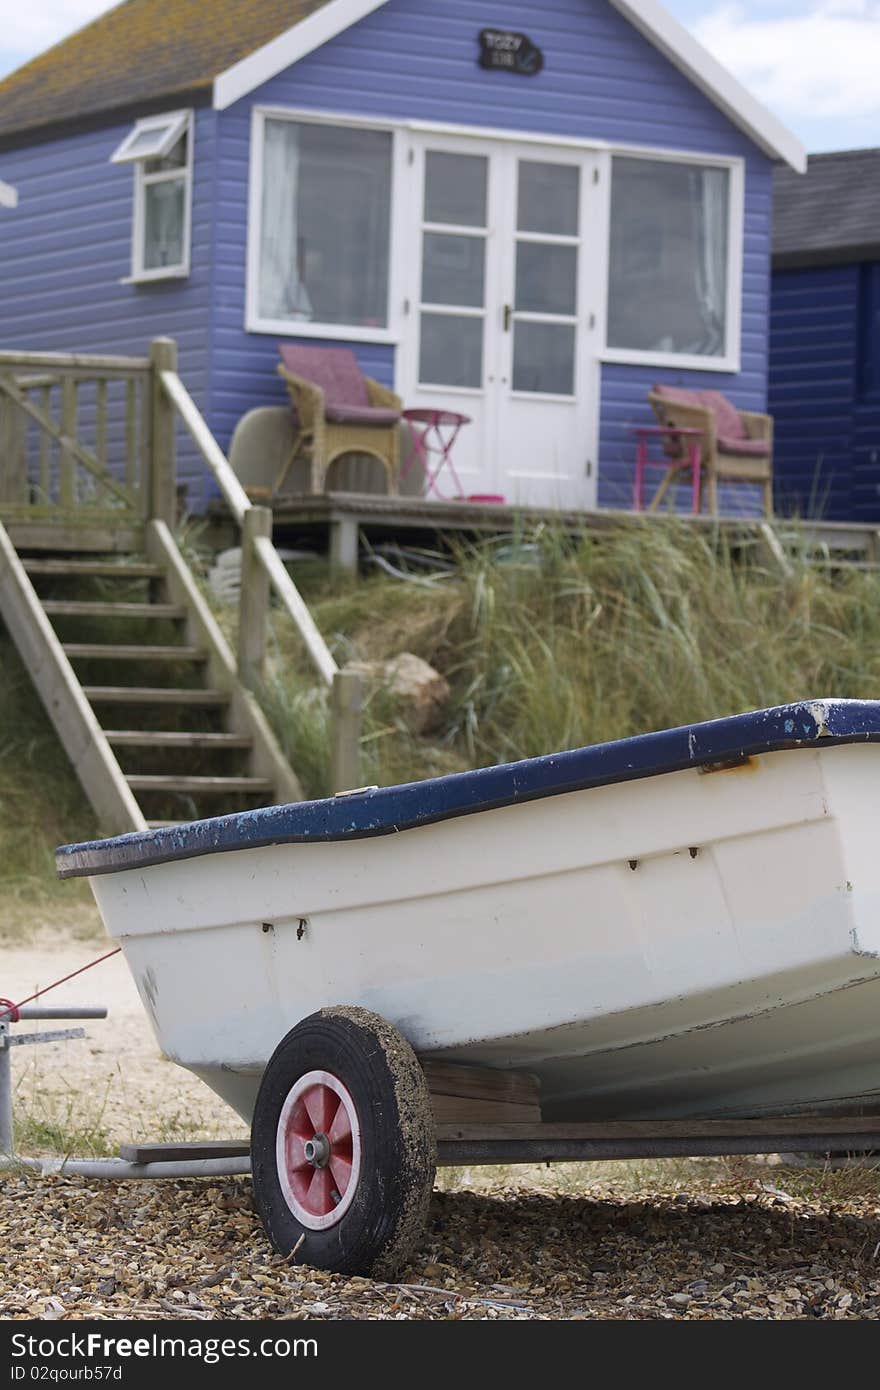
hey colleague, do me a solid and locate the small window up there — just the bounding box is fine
[0,179,17,209]
[111,111,193,281]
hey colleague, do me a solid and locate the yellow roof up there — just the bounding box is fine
[0,0,329,144]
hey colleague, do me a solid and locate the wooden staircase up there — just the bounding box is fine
[0,518,302,834]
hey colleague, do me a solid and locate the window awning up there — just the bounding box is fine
[110,110,189,164]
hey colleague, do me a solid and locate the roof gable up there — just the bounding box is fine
[213,0,804,170]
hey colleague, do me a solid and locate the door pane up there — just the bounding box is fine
[424,152,488,227]
[422,233,485,307]
[607,157,729,356]
[513,322,576,395]
[419,314,483,388]
[515,242,578,316]
[517,162,580,236]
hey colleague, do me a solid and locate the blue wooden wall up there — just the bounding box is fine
[769,262,880,523]
[0,108,219,509]
[210,0,774,514]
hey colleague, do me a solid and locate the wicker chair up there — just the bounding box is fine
[648,385,774,516]
[276,344,403,495]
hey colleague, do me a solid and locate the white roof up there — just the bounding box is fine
[0,178,18,208]
[212,0,805,172]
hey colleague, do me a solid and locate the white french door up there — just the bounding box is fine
[400,134,603,508]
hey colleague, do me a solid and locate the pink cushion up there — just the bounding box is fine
[653,384,746,440]
[718,435,769,457]
[278,344,369,408]
[700,390,746,441]
[325,403,400,427]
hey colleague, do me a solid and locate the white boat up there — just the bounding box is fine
[58,698,880,1127]
[58,698,880,1272]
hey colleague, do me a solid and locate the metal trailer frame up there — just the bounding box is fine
[3,1006,879,1180]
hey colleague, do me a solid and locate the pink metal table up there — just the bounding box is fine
[630,424,704,515]
[402,408,472,500]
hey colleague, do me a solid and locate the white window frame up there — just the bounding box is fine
[599,146,745,375]
[0,179,18,209]
[247,106,404,344]
[246,107,745,374]
[111,109,194,283]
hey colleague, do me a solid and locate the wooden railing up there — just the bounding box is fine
[155,340,362,791]
[0,348,155,544]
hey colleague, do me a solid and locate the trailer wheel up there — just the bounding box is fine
[250,1006,436,1277]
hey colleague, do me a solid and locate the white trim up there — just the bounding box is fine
[0,178,18,209]
[608,0,806,172]
[211,0,805,172]
[119,110,194,284]
[214,0,389,111]
[601,348,740,374]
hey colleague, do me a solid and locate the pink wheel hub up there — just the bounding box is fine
[276,1070,362,1230]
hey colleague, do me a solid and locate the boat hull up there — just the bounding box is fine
[85,741,880,1125]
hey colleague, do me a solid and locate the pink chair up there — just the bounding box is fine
[648,385,773,516]
[276,344,403,495]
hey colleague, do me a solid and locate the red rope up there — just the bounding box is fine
[0,946,121,1021]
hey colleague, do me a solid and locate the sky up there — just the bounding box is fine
[0,0,878,154]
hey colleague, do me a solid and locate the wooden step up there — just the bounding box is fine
[127,775,273,794]
[42,600,185,619]
[23,559,163,579]
[63,643,207,662]
[83,686,228,705]
[105,730,252,749]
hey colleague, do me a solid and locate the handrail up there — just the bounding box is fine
[0,350,149,372]
[159,366,339,688]
[159,370,251,528]
[252,534,338,687]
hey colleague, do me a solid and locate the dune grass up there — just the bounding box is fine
[254,517,880,798]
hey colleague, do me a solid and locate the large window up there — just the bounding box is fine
[607,157,732,361]
[254,117,393,332]
[111,111,193,281]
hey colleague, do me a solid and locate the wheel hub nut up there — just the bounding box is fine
[304,1133,331,1167]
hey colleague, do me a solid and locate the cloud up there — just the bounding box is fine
[0,1,115,63]
[694,1,880,121]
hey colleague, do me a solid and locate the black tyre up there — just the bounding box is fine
[250,1005,436,1276]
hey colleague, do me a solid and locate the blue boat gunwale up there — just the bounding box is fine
[56,699,880,879]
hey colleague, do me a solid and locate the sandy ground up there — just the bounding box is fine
[3,932,247,1148]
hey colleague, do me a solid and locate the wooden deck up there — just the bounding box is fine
[208,489,880,573]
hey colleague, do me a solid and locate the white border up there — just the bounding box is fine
[120,110,194,284]
[212,0,805,172]
[246,105,745,373]
[0,178,18,209]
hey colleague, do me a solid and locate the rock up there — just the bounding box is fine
[348,652,451,734]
